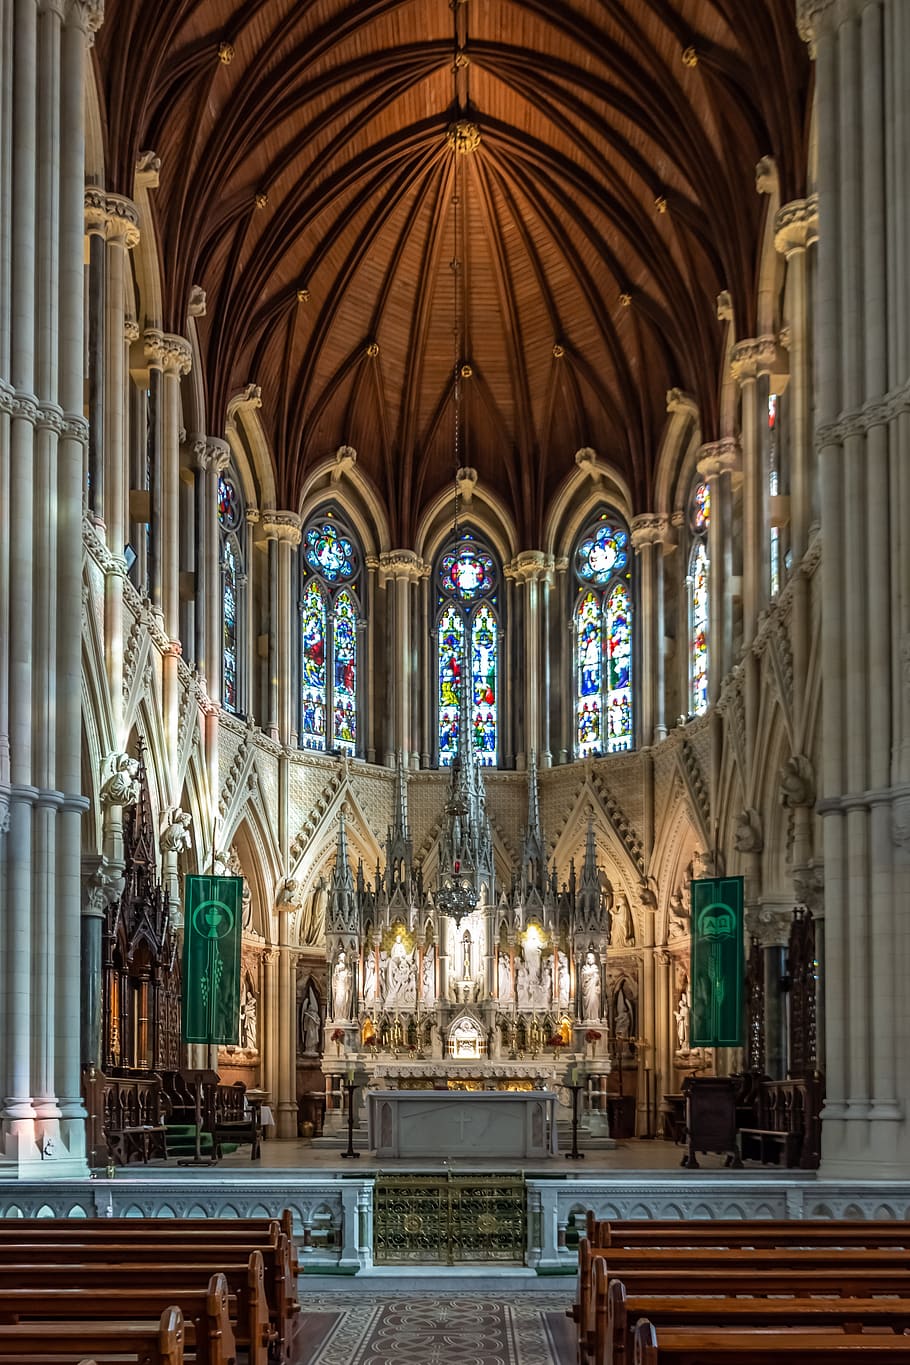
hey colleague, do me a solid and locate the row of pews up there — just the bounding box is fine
[572,1214,910,1365]
[0,1210,299,1363]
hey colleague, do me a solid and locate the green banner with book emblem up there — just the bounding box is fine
[690,875,745,1048]
[182,875,243,1045]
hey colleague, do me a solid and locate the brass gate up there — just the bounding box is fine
[373,1172,526,1265]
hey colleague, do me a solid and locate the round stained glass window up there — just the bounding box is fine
[439,543,496,601]
[575,522,628,584]
[304,521,357,582]
[217,473,242,531]
[691,481,710,535]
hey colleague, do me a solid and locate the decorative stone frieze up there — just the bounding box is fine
[260,511,302,546]
[143,329,192,377]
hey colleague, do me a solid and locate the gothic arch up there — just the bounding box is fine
[545,461,634,562]
[417,483,516,571]
[299,453,388,560]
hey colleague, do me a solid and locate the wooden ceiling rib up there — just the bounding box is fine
[96,0,809,545]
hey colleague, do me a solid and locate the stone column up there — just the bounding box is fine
[508,552,552,767]
[747,907,793,1080]
[261,513,302,748]
[630,517,670,743]
[798,0,906,1174]
[695,439,739,695]
[654,949,673,1108]
[379,551,423,768]
[276,905,298,1138]
[195,437,230,701]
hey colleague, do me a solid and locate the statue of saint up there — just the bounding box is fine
[300,984,321,1054]
[421,943,436,1002]
[611,894,635,948]
[581,950,602,1020]
[613,982,634,1041]
[363,950,377,1003]
[385,932,415,1008]
[557,950,571,1008]
[239,980,257,1051]
[498,951,512,1002]
[332,950,352,1020]
[675,983,691,1052]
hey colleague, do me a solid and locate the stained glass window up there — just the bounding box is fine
[218,471,244,715]
[471,602,498,764]
[605,582,633,750]
[576,519,629,585]
[304,520,356,582]
[576,591,602,757]
[438,605,464,766]
[300,512,362,754]
[689,541,709,716]
[222,538,239,713]
[691,481,710,535]
[301,579,328,750]
[573,513,634,755]
[332,589,357,756]
[435,531,500,767]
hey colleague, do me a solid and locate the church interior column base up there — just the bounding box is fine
[0,1116,88,1180]
[819,1113,908,1180]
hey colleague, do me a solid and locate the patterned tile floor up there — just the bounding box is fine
[298,1293,575,1365]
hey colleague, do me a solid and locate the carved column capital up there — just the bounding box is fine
[730,335,786,384]
[66,0,104,40]
[696,437,740,481]
[775,195,820,256]
[746,905,792,949]
[629,514,671,550]
[506,549,554,584]
[143,329,192,377]
[796,0,836,54]
[378,548,425,584]
[261,510,302,546]
[83,189,140,247]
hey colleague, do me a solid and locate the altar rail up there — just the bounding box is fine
[1,1176,909,1274]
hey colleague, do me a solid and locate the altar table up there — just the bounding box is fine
[366,1088,558,1159]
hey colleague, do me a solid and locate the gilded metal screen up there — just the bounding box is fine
[373,1172,526,1265]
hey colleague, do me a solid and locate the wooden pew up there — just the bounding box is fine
[575,1241,910,1363]
[586,1215,910,1249]
[0,1266,263,1365]
[1,1253,278,1364]
[0,1305,185,1363]
[632,1319,910,1365]
[600,1269,910,1365]
[0,1210,296,1254]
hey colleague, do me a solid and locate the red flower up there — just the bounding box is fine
[548,1033,567,1049]
[331,1028,346,1043]
[585,1029,602,1044]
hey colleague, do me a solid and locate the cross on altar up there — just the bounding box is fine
[455,1111,474,1141]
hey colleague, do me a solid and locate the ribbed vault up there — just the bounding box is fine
[95,0,809,544]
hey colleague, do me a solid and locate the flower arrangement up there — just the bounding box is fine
[584,1029,602,1044]
[364,1036,379,1049]
[548,1033,567,1050]
[330,1028,346,1043]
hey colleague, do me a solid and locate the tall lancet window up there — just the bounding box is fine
[217,469,245,715]
[688,480,710,716]
[435,532,499,767]
[574,514,633,755]
[768,392,781,598]
[300,513,361,756]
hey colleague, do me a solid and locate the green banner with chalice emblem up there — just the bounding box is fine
[690,876,745,1048]
[182,875,243,1044]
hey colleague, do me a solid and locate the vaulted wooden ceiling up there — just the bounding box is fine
[96,1,809,546]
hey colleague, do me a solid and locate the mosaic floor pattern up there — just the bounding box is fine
[299,1293,574,1365]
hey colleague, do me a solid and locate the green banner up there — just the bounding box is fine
[182,875,243,1045]
[690,876,745,1048]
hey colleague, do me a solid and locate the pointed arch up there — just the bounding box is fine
[571,511,634,755]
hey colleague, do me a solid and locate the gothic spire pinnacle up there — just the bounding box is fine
[331,806,354,892]
[327,806,357,933]
[521,749,546,891]
[385,752,413,891]
[581,811,599,893]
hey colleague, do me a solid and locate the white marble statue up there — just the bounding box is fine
[516,957,532,1010]
[675,982,691,1052]
[611,894,634,948]
[498,951,512,1002]
[239,980,258,1051]
[613,982,634,1040]
[581,950,602,1021]
[421,943,436,1002]
[385,932,415,1008]
[557,950,571,1008]
[332,949,353,1020]
[363,950,378,1004]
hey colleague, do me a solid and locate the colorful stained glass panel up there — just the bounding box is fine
[690,542,709,715]
[439,545,495,601]
[576,591,602,756]
[691,481,710,534]
[301,579,327,750]
[332,589,357,755]
[576,522,628,585]
[304,521,356,582]
[605,581,633,751]
[438,605,464,766]
[471,602,498,765]
[217,473,241,531]
[222,538,238,713]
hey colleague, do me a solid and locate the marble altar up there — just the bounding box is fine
[367,1088,558,1159]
